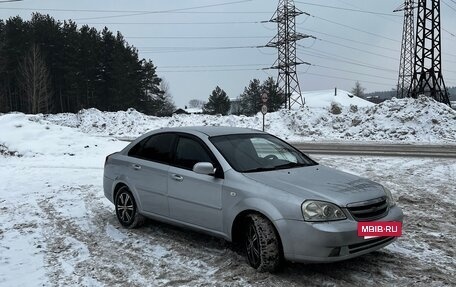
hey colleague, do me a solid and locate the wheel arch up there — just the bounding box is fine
[113,182,128,203]
[228,197,284,239]
[231,209,284,253]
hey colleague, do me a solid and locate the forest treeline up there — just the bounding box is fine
[0,13,174,115]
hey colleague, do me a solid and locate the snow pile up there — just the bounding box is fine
[39,96,456,143]
[0,113,126,159]
[267,96,456,142]
[302,89,374,108]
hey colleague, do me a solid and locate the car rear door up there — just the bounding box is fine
[126,133,176,216]
[167,134,224,232]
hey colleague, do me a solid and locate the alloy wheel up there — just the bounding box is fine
[246,224,261,268]
[116,192,134,224]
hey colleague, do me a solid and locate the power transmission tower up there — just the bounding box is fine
[266,0,311,109]
[394,0,415,98]
[409,0,451,106]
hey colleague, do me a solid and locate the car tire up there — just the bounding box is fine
[245,214,282,272]
[115,186,145,228]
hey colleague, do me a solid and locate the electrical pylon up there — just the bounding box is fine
[266,0,311,109]
[409,0,451,106]
[394,0,415,98]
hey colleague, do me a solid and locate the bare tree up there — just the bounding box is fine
[157,78,175,116]
[19,44,51,114]
[188,99,205,108]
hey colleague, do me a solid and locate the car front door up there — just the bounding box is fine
[127,133,176,216]
[167,135,224,232]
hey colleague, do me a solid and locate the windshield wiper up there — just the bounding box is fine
[243,162,309,173]
[243,167,276,173]
[273,162,308,170]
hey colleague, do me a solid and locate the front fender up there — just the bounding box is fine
[225,197,284,240]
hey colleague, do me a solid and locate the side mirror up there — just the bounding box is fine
[193,162,215,175]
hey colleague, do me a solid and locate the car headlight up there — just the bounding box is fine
[301,200,346,222]
[383,187,396,207]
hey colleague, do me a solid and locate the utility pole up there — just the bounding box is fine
[394,0,415,98]
[409,0,451,106]
[266,0,311,109]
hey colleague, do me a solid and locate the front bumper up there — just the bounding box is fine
[276,205,403,263]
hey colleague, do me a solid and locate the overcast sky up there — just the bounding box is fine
[1,0,456,107]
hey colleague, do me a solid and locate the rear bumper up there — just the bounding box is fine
[103,176,115,204]
[276,205,403,263]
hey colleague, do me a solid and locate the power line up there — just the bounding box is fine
[73,0,253,20]
[126,36,271,39]
[157,68,259,73]
[295,1,401,17]
[312,64,397,81]
[157,64,397,82]
[335,0,402,24]
[443,28,456,38]
[158,63,267,69]
[300,28,400,53]
[300,71,394,88]
[442,0,456,13]
[0,7,270,14]
[313,39,398,61]
[307,13,401,43]
[298,48,397,73]
[79,21,260,25]
[138,45,263,53]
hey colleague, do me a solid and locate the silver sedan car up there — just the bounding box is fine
[103,126,403,272]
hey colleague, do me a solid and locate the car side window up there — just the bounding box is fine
[128,133,175,164]
[175,137,213,170]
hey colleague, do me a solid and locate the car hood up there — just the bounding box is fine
[243,165,386,206]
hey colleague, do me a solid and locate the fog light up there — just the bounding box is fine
[328,247,341,257]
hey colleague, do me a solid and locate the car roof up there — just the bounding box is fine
[157,126,265,137]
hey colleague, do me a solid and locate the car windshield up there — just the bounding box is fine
[210,134,317,173]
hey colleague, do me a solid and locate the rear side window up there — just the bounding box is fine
[174,137,213,170]
[128,133,175,164]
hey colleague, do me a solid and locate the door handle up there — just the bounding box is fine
[171,174,184,182]
[131,164,141,170]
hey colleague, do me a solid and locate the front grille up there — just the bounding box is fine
[348,236,395,254]
[347,197,388,221]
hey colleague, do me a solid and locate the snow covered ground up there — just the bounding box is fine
[42,96,456,144]
[0,110,455,286]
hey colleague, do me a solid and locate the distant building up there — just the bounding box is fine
[172,107,203,115]
[173,108,189,115]
[184,108,203,114]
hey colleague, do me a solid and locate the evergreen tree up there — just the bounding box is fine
[135,59,166,115]
[2,16,30,112]
[261,77,285,112]
[203,86,230,115]
[351,81,366,99]
[239,79,262,116]
[0,14,168,115]
[0,19,8,112]
[78,25,102,108]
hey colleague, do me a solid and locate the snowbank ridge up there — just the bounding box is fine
[38,96,456,144]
